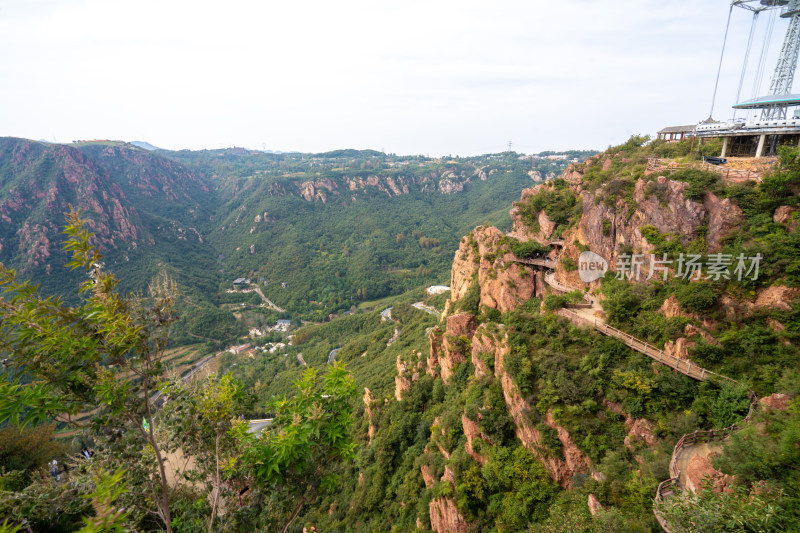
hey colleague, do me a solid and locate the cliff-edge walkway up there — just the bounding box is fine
[519,246,755,532]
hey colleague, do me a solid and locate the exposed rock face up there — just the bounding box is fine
[760,393,791,411]
[624,418,657,450]
[395,352,426,401]
[470,324,496,379]
[704,193,743,251]
[363,388,376,445]
[429,497,472,533]
[289,165,501,203]
[450,234,479,301]
[427,326,443,378]
[462,413,489,466]
[440,314,478,383]
[439,178,465,194]
[755,285,800,311]
[774,205,798,230]
[449,226,536,314]
[491,331,591,488]
[298,178,336,203]
[685,455,734,494]
[588,494,603,516]
[661,295,682,318]
[664,337,694,361]
[420,464,435,489]
[537,211,557,240]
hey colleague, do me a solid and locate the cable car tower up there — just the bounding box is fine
[733,0,800,120]
[693,0,800,157]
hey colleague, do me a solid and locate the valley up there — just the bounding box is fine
[1,135,799,533]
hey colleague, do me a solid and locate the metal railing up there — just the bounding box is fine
[543,271,594,305]
[653,391,758,531]
[557,308,737,385]
[646,157,763,182]
[514,257,557,269]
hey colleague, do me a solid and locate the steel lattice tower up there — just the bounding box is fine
[768,0,800,95]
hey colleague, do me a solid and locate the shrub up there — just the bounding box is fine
[669,168,722,201]
[674,281,718,313]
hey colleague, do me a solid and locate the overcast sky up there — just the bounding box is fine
[0,0,793,155]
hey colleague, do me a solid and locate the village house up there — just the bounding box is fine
[228,343,251,355]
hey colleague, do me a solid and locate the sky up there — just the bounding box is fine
[0,0,794,155]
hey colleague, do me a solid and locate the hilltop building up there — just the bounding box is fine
[668,1,800,158]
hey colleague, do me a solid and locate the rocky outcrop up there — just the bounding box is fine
[492,331,591,488]
[588,494,603,516]
[470,324,497,379]
[298,179,336,203]
[755,285,800,311]
[759,393,791,411]
[624,418,657,450]
[363,388,376,445]
[395,352,426,401]
[450,234,479,301]
[664,337,694,361]
[774,205,798,230]
[395,356,411,402]
[429,497,472,533]
[449,226,537,314]
[440,314,477,383]
[685,454,734,494]
[704,193,743,251]
[462,414,489,466]
[508,184,557,243]
[427,327,443,378]
[420,464,435,489]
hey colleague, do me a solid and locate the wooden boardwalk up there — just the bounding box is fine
[525,245,753,533]
[513,257,556,269]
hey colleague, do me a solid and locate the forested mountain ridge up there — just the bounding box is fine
[0,138,592,320]
[0,138,221,302]
[283,137,800,531]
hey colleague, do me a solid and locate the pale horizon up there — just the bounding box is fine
[0,0,791,155]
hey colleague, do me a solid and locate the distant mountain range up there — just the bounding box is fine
[130,140,162,151]
[0,136,594,321]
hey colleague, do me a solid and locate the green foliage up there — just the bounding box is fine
[237,363,357,531]
[454,277,481,315]
[0,424,66,489]
[656,483,798,532]
[674,281,718,313]
[714,397,800,490]
[515,180,578,233]
[0,210,182,531]
[669,168,722,201]
[504,237,551,259]
[77,468,131,533]
[561,255,578,271]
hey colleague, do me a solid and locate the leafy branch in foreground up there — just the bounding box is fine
[237,362,358,533]
[0,207,178,532]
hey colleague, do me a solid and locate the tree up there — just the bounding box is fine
[237,363,357,533]
[0,208,178,531]
[158,372,251,532]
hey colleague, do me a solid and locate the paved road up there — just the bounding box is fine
[253,286,285,312]
[381,307,393,321]
[413,302,441,319]
[247,418,273,434]
[328,348,341,364]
